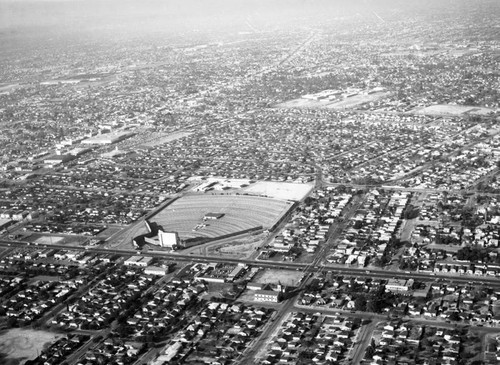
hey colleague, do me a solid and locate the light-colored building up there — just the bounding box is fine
[254,289,281,303]
[158,231,180,248]
[144,266,168,276]
[81,131,135,145]
[43,154,74,166]
[124,256,153,267]
[386,278,414,292]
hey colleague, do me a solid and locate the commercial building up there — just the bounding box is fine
[43,154,75,166]
[124,256,154,267]
[385,278,414,293]
[81,131,135,145]
[157,230,180,249]
[144,266,169,276]
[254,289,281,303]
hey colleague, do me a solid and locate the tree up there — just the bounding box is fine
[403,205,420,220]
[366,298,384,313]
[354,296,367,311]
[7,317,18,328]
[365,344,375,359]
[38,289,50,301]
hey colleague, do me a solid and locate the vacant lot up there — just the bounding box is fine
[412,104,495,116]
[33,235,65,245]
[0,83,21,94]
[325,92,391,109]
[95,226,122,240]
[253,269,304,287]
[275,91,390,110]
[0,328,63,365]
[139,131,193,147]
[244,181,313,201]
[153,194,293,240]
[208,239,262,259]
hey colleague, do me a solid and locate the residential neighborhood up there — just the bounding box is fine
[1,0,500,364]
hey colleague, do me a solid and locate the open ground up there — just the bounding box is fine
[243,181,313,201]
[274,91,390,110]
[6,231,92,248]
[253,269,304,287]
[412,104,496,116]
[32,236,65,245]
[27,234,88,247]
[138,131,193,148]
[0,328,63,365]
[0,83,21,94]
[188,178,313,201]
[184,231,267,259]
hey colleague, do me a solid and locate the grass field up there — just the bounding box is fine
[152,194,293,240]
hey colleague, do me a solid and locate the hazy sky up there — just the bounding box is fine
[0,0,396,32]
[1,0,491,39]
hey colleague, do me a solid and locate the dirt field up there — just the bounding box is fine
[207,239,262,259]
[253,269,304,287]
[182,230,266,258]
[33,236,65,245]
[412,104,495,116]
[243,181,313,201]
[14,233,92,247]
[152,194,293,240]
[74,75,118,90]
[0,83,21,94]
[325,92,391,109]
[381,50,444,57]
[275,97,326,108]
[104,219,150,249]
[95,226,123,240]
[0,328,63,365]
[139,131,193,147]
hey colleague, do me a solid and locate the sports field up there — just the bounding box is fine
[152,194,293,240]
